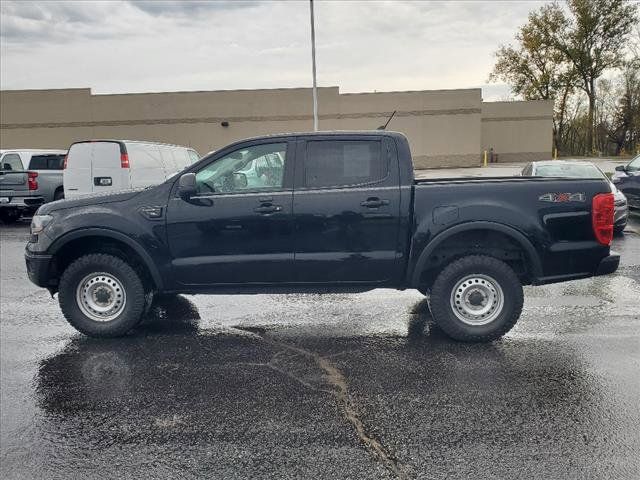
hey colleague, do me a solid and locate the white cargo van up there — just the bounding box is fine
[63,140,200,198]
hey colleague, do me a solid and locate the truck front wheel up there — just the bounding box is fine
[429,255,523,342]
[58,254,146,337]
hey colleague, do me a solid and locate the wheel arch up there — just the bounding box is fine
[410,221,543,287]
[49,228,163,290]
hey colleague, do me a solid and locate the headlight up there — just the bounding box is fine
[30,214,53,235]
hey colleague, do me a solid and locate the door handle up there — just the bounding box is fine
[254,205,282,214]
[360,197,389,208]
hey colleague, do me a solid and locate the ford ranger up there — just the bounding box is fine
[25,132,619,341]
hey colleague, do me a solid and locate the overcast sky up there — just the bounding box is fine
[0,0,552,101]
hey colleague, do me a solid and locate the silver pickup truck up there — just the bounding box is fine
[0,149,67,224]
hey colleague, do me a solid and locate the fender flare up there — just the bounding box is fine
[49,228,164,289]
[409,221,543,286]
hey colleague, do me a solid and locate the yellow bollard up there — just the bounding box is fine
[483,150,487,167]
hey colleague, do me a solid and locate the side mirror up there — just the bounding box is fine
[177,172,197,198]
[615,165,626,172]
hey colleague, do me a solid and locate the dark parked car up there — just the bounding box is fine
[521,160,628,233]
[613,154,640,209]
[25,132,618,342]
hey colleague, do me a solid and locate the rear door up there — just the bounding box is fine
[91,142,129,194]
[64,141,129,197]
[292,135,402,284]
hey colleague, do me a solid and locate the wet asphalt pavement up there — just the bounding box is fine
[1,218,639,479]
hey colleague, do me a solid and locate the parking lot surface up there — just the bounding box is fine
[1,217,639,479]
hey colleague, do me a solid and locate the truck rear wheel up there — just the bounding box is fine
[429,255,523,342]
[53,188,64,201]
[58,254,146,337]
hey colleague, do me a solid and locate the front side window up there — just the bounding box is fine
[1,154,24,171]
[195,143,287,194]
[627,155,640,172]
[304,140,386,188]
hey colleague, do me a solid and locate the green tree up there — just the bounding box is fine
[534,0,638,153]
[489,5,578,153]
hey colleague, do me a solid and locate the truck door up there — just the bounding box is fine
[166,140,295,285]
[292,136,402,284]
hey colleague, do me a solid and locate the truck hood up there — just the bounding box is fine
[38,188,146,214]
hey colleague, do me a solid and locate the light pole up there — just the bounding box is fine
[309,0,318,131]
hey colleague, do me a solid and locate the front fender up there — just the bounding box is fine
[48,227,164,290]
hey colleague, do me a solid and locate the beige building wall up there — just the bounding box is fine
[481,100,553,162]
[336,89,481,168]
[1,87,552,168]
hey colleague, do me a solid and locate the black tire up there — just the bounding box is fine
[0,209,21,224]
[429,255,523,342]
[53,188,64,201]
[58,254,146,337]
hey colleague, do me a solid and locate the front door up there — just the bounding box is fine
[292,136,402,284]
[166,140,295,285]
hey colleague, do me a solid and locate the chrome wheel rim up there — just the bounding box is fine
[76,272,126,322]
[450,274,504,325]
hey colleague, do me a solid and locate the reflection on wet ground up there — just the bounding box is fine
[1,220,639,479]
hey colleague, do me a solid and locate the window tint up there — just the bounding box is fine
[195,143,287,194]
[1,154,23,171]
[29,154,65,170]
[305,140,385,188]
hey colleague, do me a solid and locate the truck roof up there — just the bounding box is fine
[69,140,197,149]
[0,149,67,154]
[240,130,404,140]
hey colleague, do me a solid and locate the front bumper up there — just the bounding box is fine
[25,249,53,288]
[595,252,620,277]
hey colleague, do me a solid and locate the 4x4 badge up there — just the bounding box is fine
[538,192,585,202]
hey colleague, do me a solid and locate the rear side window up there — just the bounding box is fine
[1,153,24,171]
[304,140,386,188]
[29,154,65,170]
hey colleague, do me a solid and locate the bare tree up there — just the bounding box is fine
[534,0,638,153]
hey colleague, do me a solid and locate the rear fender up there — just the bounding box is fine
[409,221,543,287]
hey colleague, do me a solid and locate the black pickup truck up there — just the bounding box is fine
[25,131,619,341]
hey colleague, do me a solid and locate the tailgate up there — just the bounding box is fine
[0,171,28,193]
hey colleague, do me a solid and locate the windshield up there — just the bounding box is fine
[534,163,604,179]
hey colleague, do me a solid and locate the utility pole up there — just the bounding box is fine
[309,0,318,131]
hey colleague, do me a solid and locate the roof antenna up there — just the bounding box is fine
[377,110,396,130]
